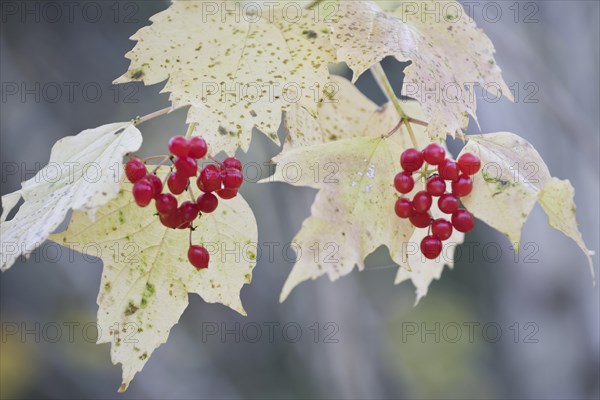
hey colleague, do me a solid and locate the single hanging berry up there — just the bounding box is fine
[180,201,200,222]
[144,174,163,198]
[431,219,453,240]
[222,168,244,189]
[438,193,460,214]
[188,137,208,159]
[412,191,432,213]
[174,156,198,177]
[168,136,189,158]
[168,171,189,195]
[132,180,154,207]
[394,198,413,219]
[457,152,481,176]
[452,209,475,233]
[426,176,446,197]
[197,193,219,213]
[400,148,424,172]
[409,212,431,229]
[421,235,443,260]
[156,193,178,215]
[198,165,222,193]
[188,245,209,269]
[394,172,414,194]
[222,157,242,171]
[422,143,446,165]
[452,175,474,197]
[125,159,147,183]
[217,188,238,200]
[438,158,460,181]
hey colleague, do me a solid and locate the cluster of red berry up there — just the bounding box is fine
[394,143,481,260]
[124,135,244,269]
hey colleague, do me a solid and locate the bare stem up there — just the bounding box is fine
[370,63,419,148]
[185,122,198,139]
[134,107,174,126]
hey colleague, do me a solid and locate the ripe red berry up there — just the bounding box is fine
[438,159,459,181]
[168,136,189,157]
[452,209,475,233]
[452,175,474,197]
[421,235,443,260]
[155,193,178,215]
[431,218,453,240]
[222,157,242,171]
[188,245,209,269]
[423,143,446,165]
[174,156,198,177]
[412,191,432,213]
[217,188,238,200]
[198,165,222,193]
[160,209,186,229]
[400,148,424,172]
[125,159,147,183]
[457,152,481,175]
[180,201,199,222]
[132,180,154,207]
[167,171,188,195]
[438,193,460,214]
[394,198,413,219]
[144,174,163,198]
[197,193,219,213]
[222,168,244,189]
[409,212,432,228]
[426,176,446,197]
[188,137,208,159]
[394,172,414,194]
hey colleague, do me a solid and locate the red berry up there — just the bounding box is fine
[156,193,178,215]
[412,191,432,213]
[438,193,460,214]
[222,157,242,171]
[394,172,414,194]
[217,188,238,200]
[160,209,185,229]
[174,156,198,177]
[452,209,475,233]
[125,159,147,183]
[431,219,453,240]
[197,193,219,213]
[452,175,473,197]
[168,136,189,157]
[457,152,481,175]
[222,168,244,189]
[421,235,443,260]
[426,176,446,197]
[188,137,208,159]
[394,198,413,218]
[132,180,154,207]
[144,174,163,198]
[438,159,459,181]
[423,143,446,165]
[188,245,209,269]
[180,201,199,222]
[167,171,189,195]
[400,148,424,172]
[409,212,432,228]
[198,165,222,193]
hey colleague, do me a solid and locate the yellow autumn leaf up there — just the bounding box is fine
[49,170,258,391]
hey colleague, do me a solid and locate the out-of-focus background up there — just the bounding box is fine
[1,1,598,399]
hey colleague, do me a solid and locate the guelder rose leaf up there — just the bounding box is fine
[538,178,596,284]
[49,170,258,392]
[115,0,336,155]
[0,122,142,271]
[459,132,594,283]
[328,0,512,140]
[269,96,441,302]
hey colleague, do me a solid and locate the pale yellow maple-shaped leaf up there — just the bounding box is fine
[268,93,446,301]
[328,0,512,139]
[49,170,258,392]
[459,132,595,284]
[0,122,142,271]
[115,0,336,155]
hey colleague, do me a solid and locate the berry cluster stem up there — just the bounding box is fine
[134,107,174,126]
[370,63,419,148]
[185,123,198,139]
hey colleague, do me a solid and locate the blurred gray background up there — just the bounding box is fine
[1,1,598,399]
